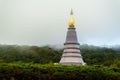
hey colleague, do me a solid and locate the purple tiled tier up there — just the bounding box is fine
[60,27,85,65]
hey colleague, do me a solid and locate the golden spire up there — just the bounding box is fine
[68,9,75,27]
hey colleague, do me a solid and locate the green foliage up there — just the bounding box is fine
[111,59,120,67]
[0,44,120,66]
[0,45,61,64]
[0,63,120,80]
[0,44,120,79]
[81,45,120,65]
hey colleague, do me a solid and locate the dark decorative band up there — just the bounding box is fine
[68,27,76,29]
[63,52,80,53]
[64,47,80,49]
[64,42,80,45]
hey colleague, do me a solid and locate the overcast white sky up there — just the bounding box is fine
[0,0,120,46]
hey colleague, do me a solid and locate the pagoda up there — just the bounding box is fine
[59,9,85,65]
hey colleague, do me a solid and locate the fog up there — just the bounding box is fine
[0,0,120,46]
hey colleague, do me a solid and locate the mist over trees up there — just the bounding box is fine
[0,44,120,80]
[0,44,120,66]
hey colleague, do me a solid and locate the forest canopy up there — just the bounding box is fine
[0,44,120,80]
[0,44,120,66]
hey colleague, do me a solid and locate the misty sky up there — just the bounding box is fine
[0,0,120,46]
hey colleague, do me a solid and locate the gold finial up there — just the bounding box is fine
[68,9,75,27]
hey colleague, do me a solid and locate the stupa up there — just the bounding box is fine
[59,9,85,65]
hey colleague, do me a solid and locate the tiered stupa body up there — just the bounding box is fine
[60,9,85,65]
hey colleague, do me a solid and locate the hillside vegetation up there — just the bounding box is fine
[0,63,120,80]
[0,44,120,66]
[0,44,120,80]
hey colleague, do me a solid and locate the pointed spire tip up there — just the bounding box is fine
[70,8,73,15]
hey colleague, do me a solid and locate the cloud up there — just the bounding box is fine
[0,0,120,46]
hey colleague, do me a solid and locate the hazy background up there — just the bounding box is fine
[0,0,120,46]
